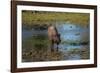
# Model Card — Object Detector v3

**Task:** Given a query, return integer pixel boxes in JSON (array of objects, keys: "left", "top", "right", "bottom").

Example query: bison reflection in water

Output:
[{"left": 48, "top": 25, "right": 61, "bottom": 52}]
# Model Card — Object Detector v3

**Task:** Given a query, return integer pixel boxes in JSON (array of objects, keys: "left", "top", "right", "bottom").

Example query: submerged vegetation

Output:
[{"left": 22, "top": 10, "right": 90, "bottom": 27}]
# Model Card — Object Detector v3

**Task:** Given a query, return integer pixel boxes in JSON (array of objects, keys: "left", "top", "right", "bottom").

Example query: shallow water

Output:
[
  {"left": 57, "top": 23, "right": 89, "bottom": 41},
  {"left": 22, "top": 23, "right": 89, "bottom": 60}
]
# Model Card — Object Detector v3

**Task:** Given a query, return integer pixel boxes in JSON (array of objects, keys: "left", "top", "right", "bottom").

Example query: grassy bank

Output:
[{"left": 22, "top": 10, "right": 90, "bottom": 27}]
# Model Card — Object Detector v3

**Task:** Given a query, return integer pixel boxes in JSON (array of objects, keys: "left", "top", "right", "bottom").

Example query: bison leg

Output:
[
  {"left": 56, "top": 45, "right": 58, "bottom": 51},
  {"left": 50, "top": 40, "right": 54, "bottom": 52},
  {"left": 56, "top": 42, "right": 60, "bottom": 51}
]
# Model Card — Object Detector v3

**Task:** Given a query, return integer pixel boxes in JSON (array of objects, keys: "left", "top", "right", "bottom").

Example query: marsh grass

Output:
[
  {"left": 22, "top": 47, "right": 89, "bottom": 62},
  {"left": 22, "top": 10, "right": 90, "bottom": 27},
  {"left": 22, "top": 35, "right": 63, "bottom": 62},
  {"left": 22, "top": 35, "right": 89, "bottom": 62},
  {"left": 22, "top": 47, "right": 63, "bottom": 62}
]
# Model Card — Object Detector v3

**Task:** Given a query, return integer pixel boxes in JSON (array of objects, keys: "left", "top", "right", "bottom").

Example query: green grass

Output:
[{"left": 22, "top": 10, "right": 90, "bottom": 27}]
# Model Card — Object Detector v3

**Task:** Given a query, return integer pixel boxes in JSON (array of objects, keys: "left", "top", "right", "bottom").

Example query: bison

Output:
[{"left": 48, "top": 24, "right": 61, "bottom": 52}]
